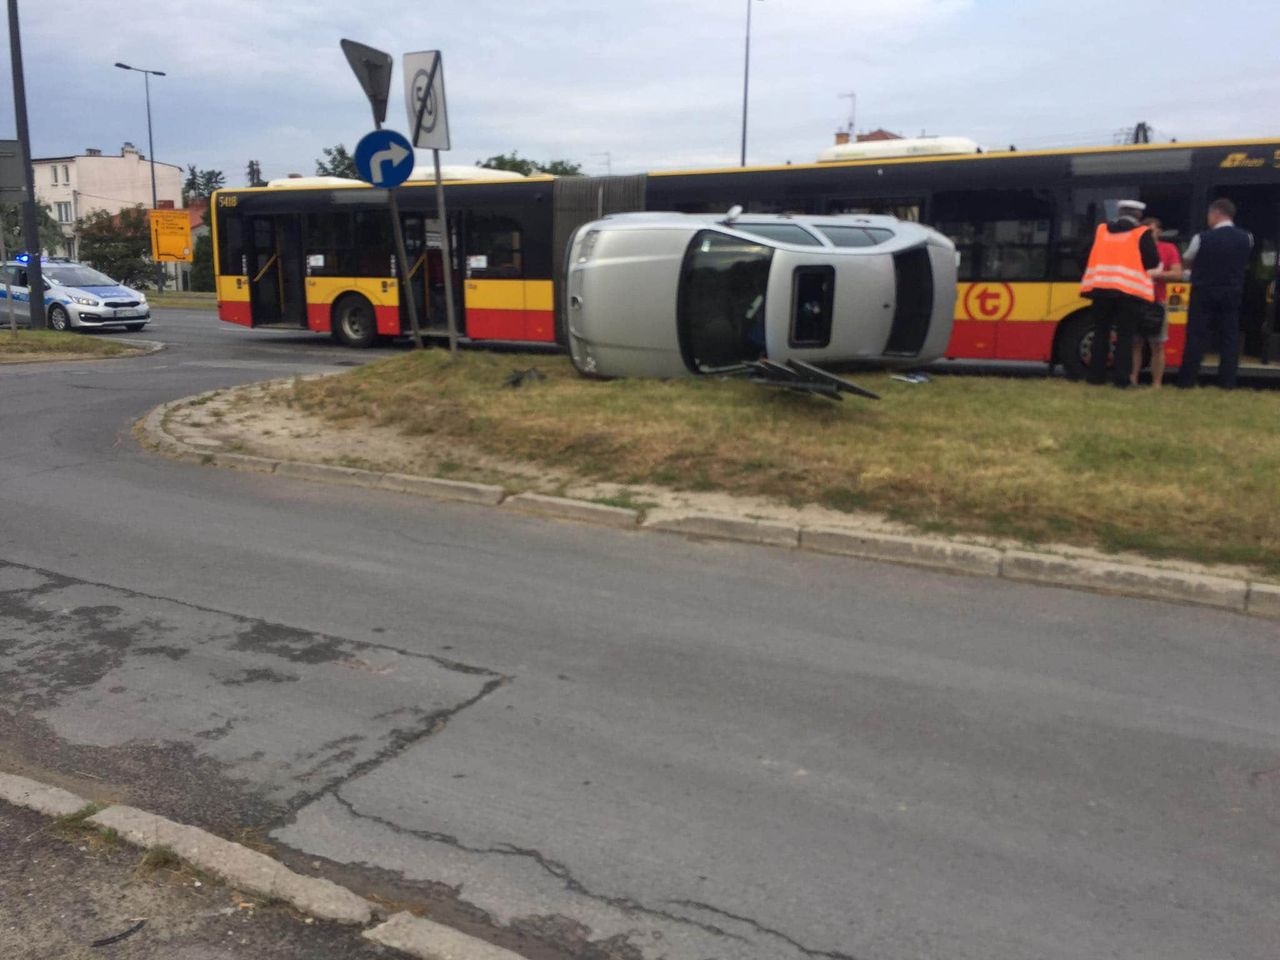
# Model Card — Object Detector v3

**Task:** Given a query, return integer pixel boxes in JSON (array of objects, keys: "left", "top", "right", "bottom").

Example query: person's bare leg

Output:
[{"left": 1150, "top": 342, "right": 1166, "bottom": 388}]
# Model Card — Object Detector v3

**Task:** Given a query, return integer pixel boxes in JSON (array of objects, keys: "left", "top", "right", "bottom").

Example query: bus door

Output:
[
  {"left": 399, "top": 214, "right": 429, "bottom": 331},
  {"left": 1210, "top": 184, "right": 1280, "bottom": 362},
  {"left": 246, "top": 215, "right": 304, "bottom": 326},
  {"left": 276, "top": 215, "right": 306, "bottom": 327}
]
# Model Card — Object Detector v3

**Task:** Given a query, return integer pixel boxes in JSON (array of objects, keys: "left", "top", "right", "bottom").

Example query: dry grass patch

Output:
[
  {"left": 0, "top": 330, "right": 138, "bottom": 361},
  {"left": 286, "top": 350, "right": 1280, "bottom": 575}
]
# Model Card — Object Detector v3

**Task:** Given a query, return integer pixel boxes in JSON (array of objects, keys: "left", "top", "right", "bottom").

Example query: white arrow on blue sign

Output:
[{"left": 354, "top": 129, "right": 416, "bottom": 189}]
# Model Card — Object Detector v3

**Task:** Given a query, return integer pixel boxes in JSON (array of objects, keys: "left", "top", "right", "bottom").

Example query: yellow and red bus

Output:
[{"left": 211, "top": 137, "right": 1280, "bottom": 373}]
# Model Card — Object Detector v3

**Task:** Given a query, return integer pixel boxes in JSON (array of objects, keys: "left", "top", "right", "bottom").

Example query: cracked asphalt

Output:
[{"left": 2, "top": 311, "right": 1279, "bottom": 959}]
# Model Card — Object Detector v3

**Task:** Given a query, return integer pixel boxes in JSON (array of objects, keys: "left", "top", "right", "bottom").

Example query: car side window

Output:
[{"left": 15, "top": 268, "right": 28, "bottom": 288}]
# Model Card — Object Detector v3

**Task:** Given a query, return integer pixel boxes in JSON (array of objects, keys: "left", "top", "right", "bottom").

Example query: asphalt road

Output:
[{"left": 1, "top": 310, "right": 1278, "bottom": 960}]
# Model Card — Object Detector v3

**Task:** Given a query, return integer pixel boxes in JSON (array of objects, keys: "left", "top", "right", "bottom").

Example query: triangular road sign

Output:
[{"left": 340, "top": 39, "right": 393, "bottom": 126}]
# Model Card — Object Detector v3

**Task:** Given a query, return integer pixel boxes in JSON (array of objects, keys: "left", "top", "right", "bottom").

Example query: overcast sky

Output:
[{"left": 3, "top": 0, "right": 1277, "bottom": 185}]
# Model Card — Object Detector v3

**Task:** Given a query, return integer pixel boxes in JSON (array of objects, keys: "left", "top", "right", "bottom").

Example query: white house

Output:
[{"left": 33, "top": 142, "right": 182, "bottom": 259}]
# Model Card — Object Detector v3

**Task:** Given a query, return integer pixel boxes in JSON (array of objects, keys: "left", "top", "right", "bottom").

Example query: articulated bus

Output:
[{"left": 211, "top": 137, "right": 1280, "bottom": 374}]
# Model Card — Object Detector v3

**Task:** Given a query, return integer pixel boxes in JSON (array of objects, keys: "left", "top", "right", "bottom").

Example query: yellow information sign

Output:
[{"left": 149, "top": 209, "right": 193, "bottom": 263}]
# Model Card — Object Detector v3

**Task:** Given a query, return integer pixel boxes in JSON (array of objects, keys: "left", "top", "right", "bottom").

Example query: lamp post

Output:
[
  {"left": 740, "top": 0, "right": 763, "bottom": 167},
  {"left": 114, "top": 62, "right": 165, "bottom": 210}
]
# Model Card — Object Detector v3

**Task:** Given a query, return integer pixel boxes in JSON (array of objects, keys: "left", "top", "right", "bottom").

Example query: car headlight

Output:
[{"left": 71, "top": 296, "right": 100, "bottom": 306}]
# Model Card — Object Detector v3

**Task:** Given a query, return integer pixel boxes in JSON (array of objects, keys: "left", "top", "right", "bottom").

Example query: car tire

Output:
[
  {"left": 47, "top": 305, "right": 71, "bottom": 332},
  {"left": 124, "top": 323, "right": 146, "bottom": 332},
  {"left": 1055, "top": 311, "right": 1094, "bottom": 380},
  {"left": 332, "top": 294, "right": 378, "bottom": 348}
]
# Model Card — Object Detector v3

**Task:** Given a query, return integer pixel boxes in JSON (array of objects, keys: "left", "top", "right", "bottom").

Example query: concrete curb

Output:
[
  {"left": 1246, "top": 581, "right": 1280, "bottom": 620},
  {"left": 89, "top": 805, "right": 373, "bottom": 925},
  {"left": 644, "top": 513, "right": 800, "bottom": 548},
  {"left": 366, "top": 912, "right": 527, "bottom": 960},
  {"left": 505, "top": 492, "right": 639, "bottom": 528},
  {"left": 0, "top": 337, "right": 163, "bottom": 365},
  {"left": 801, "top": 526, "right": 1003, "bottom": 577},
  {"left": 136, "top": 391, "right": 1280, "bottom": 622},
  {"left": 1001, "top": 551, "right": 1247, "bottom": 612},
  {"left": 0, "top": 771, "right": 92, "bottom": 818},
  {"left": 1, "top": 769, "right": 524, "bottom": 958}
]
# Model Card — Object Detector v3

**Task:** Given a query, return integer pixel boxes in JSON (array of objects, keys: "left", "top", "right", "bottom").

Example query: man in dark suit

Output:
[{"left": 1176, "top": 198, "right": 1254, "bottom": 389}]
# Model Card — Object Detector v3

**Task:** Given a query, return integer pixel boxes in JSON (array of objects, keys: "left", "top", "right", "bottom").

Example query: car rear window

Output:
[
  {"left": 736, "top": 223, "right": 823, "bottom": 246},
  {"left": 815, "top": 225, "right": 895, "bottom": 247}
]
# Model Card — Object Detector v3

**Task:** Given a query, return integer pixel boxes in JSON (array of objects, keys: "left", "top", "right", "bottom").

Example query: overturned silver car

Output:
[{"left": 563, "top": 211, "right": 957, "bottom": 381}]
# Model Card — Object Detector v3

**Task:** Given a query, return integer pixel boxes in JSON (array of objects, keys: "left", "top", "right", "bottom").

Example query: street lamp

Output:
[
  {"left": 114, "top": 62, "right": 165, "bottom": 210},
  {"left": 740, "top": 0, "right": 763, "bottom": 167}
]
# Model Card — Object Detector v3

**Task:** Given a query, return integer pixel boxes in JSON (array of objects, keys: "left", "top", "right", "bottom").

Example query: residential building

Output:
[{"left": 33, "top": 142, "right": 182, "bottom": 259}]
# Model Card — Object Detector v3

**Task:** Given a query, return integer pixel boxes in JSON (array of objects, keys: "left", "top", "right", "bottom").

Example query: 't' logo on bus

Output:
[{"left": 963, "top": 283, "right": 1015, "bottom": 322}]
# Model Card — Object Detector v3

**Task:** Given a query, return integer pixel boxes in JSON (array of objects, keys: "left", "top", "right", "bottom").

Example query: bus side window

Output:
[
  {"left": 933, "top": 189, "right": 1054, "bottom": 282},
  {"left": 466, "top": 215, "right": 523, "bottom": 279}
]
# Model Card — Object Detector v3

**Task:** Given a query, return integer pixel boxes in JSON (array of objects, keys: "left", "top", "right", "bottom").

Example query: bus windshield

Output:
[{"left": 678, "top": 230, "right": 773, "bottom": 371}]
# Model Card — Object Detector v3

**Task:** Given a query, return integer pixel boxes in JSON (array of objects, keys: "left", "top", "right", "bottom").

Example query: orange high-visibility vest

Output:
[{"left": 1080, "top": 224, "right": 1154, "bottom": 301}]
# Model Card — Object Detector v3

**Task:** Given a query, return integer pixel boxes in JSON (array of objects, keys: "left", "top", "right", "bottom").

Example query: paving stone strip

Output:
[
  {"left": 0, "top": 771, "right": 521, "bottom": 960},
  {"left": 136, "top": 392, "right": 1280, "bottom": 621}
]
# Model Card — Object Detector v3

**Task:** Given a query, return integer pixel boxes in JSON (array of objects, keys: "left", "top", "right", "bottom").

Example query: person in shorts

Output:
[{"left": 1131, "top": 216, "right": 1183, "bottom": 387}]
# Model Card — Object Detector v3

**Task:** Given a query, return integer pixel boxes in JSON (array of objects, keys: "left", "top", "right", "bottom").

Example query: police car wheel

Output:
[{"left": 47, "top": 305, "right": 71, "bottom": 332}]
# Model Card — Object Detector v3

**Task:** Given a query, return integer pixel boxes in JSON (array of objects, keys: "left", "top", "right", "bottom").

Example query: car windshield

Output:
[
  {"left": 736, "top": 223, "right": 822, "bottom": 247},
  {"left": 814, "top": 225, "right": 895, "bottom": 247},
  {"left": 44, "top": 265, "right": 119, "bottom": 287}
]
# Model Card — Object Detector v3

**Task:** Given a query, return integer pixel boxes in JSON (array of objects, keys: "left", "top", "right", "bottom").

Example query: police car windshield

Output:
[{"left": 43, "top": 265, "right": 117, "bottom": 287}]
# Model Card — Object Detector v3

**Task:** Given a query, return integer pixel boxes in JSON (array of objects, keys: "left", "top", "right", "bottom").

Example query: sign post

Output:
[
  {"left": 0, "top": 139, "right": 18, "bottom": 336},
  {"left": 353, "top": 128, "right": 424, "bottom": 349},
  {"left": 343, "top": 39, "right": 425, "bottom": 350},
  {"left": 404, "top": 50, "right": 457, "bottom": 357}
]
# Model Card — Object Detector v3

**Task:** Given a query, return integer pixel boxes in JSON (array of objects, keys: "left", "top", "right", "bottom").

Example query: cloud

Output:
[{"left": 1, "top": 0, "right": 1276, "bottom": 185}]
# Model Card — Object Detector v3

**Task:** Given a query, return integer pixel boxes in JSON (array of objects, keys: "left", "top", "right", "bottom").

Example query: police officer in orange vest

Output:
[{"left": 1079, "top": 199, "right": 1162, "bottom": 387}]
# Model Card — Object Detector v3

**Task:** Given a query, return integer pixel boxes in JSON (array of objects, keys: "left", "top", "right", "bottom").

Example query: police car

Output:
[{"left": 0, "top": 256, "right": 150, "bottom": 332}]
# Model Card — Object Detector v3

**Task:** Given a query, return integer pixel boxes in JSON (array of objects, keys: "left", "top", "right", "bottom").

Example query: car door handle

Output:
[{"left": 570, "top": 295, "right": 583, "bottom": 310}]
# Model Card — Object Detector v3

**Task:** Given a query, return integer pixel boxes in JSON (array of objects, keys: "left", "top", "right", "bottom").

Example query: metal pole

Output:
[
  {"left": 388, "top": 189, "right": 424, "bottom": 349},
  {"left": 740, "top": 0, "right": 751, "bottom": 167},
  {"left": 433, "top": 148, "right": 458, "bottom": 357},
  {"left": 1, "top": 223, "right": 14, "bottom": 336},
  {"left": 144, "top": 71, "right": 157, "bottom": 210},
  {"left": 8, "top": 0, "right": 45, "bottom": 329}
]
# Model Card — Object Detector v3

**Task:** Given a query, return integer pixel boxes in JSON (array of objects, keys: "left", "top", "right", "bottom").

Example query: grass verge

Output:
[
  {"left": 150, "top": 290, "right": 217, "bottom": 310},
  {"left": 283, "top": 350, "right": 1280, "bottom": 576},
  {"left": 0, "top": 330, "right": 139, "bottom": 361}
]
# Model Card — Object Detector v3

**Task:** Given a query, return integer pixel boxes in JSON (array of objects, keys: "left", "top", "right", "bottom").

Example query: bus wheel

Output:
[
  {"left": 1056, "top": 311, "right": 1095, "bottom": 380},
  {"left": 332, "top": 294, "right": 377, "bottom": 348}
]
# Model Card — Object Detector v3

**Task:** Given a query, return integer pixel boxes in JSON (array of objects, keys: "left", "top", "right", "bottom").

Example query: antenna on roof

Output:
[{"left": 838, "top": 92, "right": 856, "bottom": 136}]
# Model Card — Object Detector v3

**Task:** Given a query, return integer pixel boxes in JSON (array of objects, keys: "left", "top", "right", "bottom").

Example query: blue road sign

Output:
[{"left": 354, "top": 129, "right": 415, "bottom": 188}]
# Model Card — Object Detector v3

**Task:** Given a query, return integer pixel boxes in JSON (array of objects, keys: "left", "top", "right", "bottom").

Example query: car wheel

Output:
[
  {"left": 47, "top": 305, "right": 71, "bottom": 332},
  {"left": 124, "top": 323, "right": 146, "bottom": 332},
  {"left": 332, "top": 294, "right": 377, "bottom": 348},
  {"left": 1056, "top": 311, "right": 1096, "bottom": 380}
]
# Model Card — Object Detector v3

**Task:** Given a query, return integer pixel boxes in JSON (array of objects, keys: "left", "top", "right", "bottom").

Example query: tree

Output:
[
  {"left": 190, "top": 234, "right": 214, "bottom": 291},
  {"left": 246, "top": 160, "right": 266, "bottom": 187},
  {"left": 199, "top": 169, "right": 226, "bottom": 195},
  {"left": 539, "top": 159, "right": 584, "bottom": 176},
  {"left": 76, "top": 208, "right": 152, "bottom": 287},
  {"left": 1, "top": 202, "right": 64, "bottom": 256},
  {"left": 183, "top": 166, "right": 226, "bottom": 203},
  {"left": 189, "top": 207, "right": 214, "bottom": 291},
  {"left": 315, "top": 144, "right": 357, "bottom": 178},
  {"left": 477, "top": 152, "right": 582, "bottom": 177}
]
